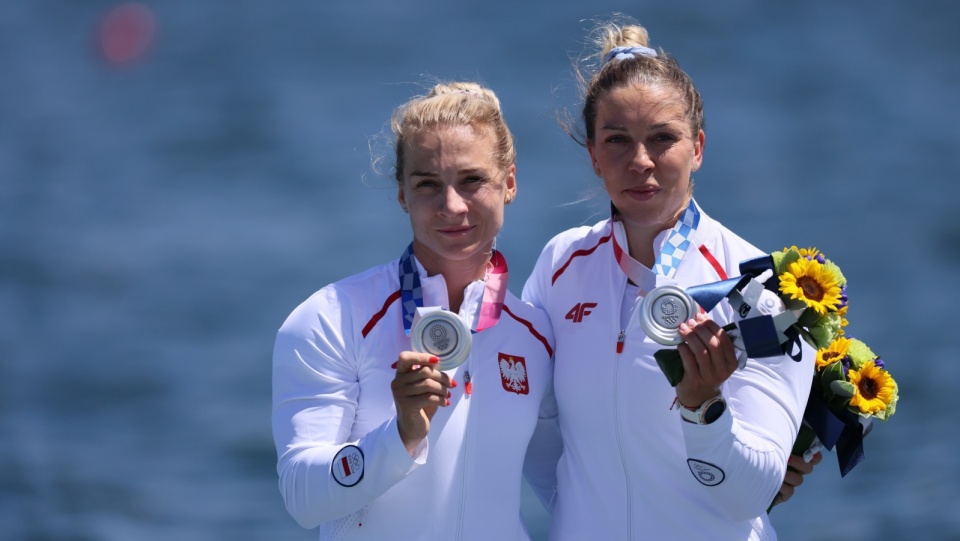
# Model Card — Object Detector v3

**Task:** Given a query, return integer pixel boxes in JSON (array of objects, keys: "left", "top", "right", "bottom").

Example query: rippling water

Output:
[{"left": 2, "top": 1, "right": 958, "bottom": 539}]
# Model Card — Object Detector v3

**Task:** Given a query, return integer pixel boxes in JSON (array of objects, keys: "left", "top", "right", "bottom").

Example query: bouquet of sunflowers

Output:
[
  {"left": 774, "top": 246, "right": 898, "bottom": 477},
  {"left": 650, "top": 246, "right": 898, "bottom": 480}
]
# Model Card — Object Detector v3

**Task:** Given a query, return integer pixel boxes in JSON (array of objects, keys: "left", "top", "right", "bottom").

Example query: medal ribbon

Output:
[
  {"left": 611, "top": 198, "right": 701, "bottom": 285},
  {"left": 398, "top": 243, "right": 508, "bottom": 335}
]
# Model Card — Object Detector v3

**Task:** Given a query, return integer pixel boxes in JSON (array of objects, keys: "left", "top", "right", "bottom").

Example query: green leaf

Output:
[
  {"left": 823, "top": 259, "right": 846, "bottom": 286},
  {"left": 819, "top": 362, "right": 846, "bottom": 394},
  {"left": 771, "top": 250, "right": 784, "bottom": 273},
  {"left": 791, "top": 423, "right": 819, "bottom": 456},
  {"left": 829, "top": 380, "right": 855, "bottom": 398},
  {"left": 654, "top": 348, "right": 684, "bottom": 387},
  {"left": 777, "top": 249, "right": 802, "bottom": 276},
  {"left": 808, "top": 313, "right": 842, "bottom": 348}
]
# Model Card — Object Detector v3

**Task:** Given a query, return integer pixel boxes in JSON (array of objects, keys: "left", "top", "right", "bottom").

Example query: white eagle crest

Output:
[{"left": 499, "top": 356, "right": 527, "bottom": 392}]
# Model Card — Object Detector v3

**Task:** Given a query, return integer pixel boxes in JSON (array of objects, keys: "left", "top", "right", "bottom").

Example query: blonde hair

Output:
[
  {"left": 575, "top": 18, "right": 704, "bottom": 143},
  {"left": 390, "top": 82, "right": 516, "bottom": 184}
]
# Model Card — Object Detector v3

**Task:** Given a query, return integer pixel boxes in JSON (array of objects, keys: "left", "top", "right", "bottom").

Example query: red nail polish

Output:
[
  {"left": 450, "top": 379, "right": 457, "bottom": 388},
  {"left": 390, "top": 361, "right": 398, "bottom": 369},
  {"left": 446, "top": 391, "right": 452, "bottom": 398},
  {"left": 429, "top": 356, "right": 440, "bottom": 364},
  {"left": 445, "top": 399, "right": 450, "bottom": 406}
]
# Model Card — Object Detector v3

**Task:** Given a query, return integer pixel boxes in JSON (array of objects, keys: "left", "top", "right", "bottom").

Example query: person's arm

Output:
[
  {"left": 520, "top": 242, "right": 563, "bottom": 511},
  {"left": 522, "top": 381, "right": 562, "bottom": 511},
  {"left": 271, "top": 298, "right": 424, "bottom": 529},
  {"left": 675, "top": 312, "right": 816, "bottom": 519}
]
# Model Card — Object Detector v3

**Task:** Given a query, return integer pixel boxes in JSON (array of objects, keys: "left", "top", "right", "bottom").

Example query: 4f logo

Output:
[{"left": 565, "top": 302, "right": 597, "bottom": 323}]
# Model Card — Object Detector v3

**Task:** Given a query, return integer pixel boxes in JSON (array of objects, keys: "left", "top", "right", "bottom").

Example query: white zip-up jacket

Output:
[
  {"left": 522, "top": 204, "right": 814, "bottom": 541},
  {"left": 273, "top": 252, "right": 554, "bottom": 541}
]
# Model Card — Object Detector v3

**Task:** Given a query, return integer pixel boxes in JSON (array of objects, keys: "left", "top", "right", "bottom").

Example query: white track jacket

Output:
[
  {"left": 273, "top": 253, "right": 554, "bottom": 541},
  {"left": 522, "top": 204, "right": 814, "bottom": 541}
]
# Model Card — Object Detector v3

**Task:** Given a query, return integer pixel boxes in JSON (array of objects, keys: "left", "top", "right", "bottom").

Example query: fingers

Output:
[
  {"left": 777, "top": 452, "right": 821, "bottom": 506},
  {"left": 391, "top": 351, "right": 454, "bottom": 406},
  {"left": 676, "top": 313, "right": 738, "bottom": 406},
  {"left": 787, "top": 452, "right": 819, "bottom": 475}
]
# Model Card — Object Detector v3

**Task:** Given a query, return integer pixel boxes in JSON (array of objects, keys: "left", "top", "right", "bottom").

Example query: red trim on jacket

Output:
[
  {"left": 551, "top": 234, "right": 612, "bottom": 285},
  {"left": 362, "top": 289, "right": 401, "bottom": 338},
  {"left": 503, "top": 304, "right": 554, "bottom": 358},
  {"left": 698, "top": 245, "right": 728, "bottom": 280}
]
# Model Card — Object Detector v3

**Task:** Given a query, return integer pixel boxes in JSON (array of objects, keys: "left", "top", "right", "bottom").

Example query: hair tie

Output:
[{"left": 603, "top": 46, "right": 657, "bottom": 64}]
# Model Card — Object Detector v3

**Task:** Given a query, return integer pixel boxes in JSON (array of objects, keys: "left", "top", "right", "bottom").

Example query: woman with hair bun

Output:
[
  {"left": 272, "top": 81, "right": 555, "bottom": 540},
  {"left": 522, "top": 19, "right": 817, "bottom": 540}
]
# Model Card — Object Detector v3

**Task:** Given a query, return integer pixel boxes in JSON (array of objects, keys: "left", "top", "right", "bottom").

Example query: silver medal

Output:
[
  {"left": 639, "top": 285, "right": 699, "bottom": 346},
  {"left": 410, "top": 308, "right": 472, "bottom": 370}
]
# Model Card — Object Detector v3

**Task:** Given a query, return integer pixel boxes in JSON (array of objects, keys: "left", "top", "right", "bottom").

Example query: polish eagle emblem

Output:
[{"left": 498, "top": 353, "right": 529, "bottom": 395}]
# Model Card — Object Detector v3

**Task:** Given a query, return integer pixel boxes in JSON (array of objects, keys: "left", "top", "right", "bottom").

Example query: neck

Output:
[
  {"left": 412, "top": 243, "right": 492, "bottom": 313},
  {"left": 618, "top": 197, "right": 691, "bottom": 268},
  {"left": 623, "top": 220, "right": 668, "bottom": 268}
]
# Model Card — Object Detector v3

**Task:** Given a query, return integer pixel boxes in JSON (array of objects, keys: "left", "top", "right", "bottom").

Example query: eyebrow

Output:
[
  {"left": 409, "top": 168, "right": 488, "bottom": 177},
  {"left": 599, "top": 121, "right": 680, "bottom": 131}
]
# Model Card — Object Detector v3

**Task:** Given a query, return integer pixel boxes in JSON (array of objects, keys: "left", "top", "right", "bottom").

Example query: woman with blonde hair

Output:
[{"left": 273, "top": 82, "right": 555, "bottom": 540}]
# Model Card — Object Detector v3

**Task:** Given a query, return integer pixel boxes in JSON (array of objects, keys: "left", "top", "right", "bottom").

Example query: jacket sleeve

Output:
[
  {"left": 522, "top": 382, "right": 562, "bottom": 512},
  {"left": 520, "top": 242, "right": 563, "bottom": 511},
  {"left": 679, "top": 243, "right": 816, "bottom": 519},
  {"left": 271, "top": 291, "right": 425, "bottom": 529}
]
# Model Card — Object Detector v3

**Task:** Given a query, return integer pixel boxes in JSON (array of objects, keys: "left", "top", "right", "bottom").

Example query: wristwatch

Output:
[{"left": 678, "top": 395, "right": 726, "bottom": 425}]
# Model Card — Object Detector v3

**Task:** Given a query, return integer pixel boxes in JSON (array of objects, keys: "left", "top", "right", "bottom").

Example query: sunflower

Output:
[
  {"left": 816, "top": 336, "right": 850, "bottom": 370},
  {"left": 848, "top": 360, "right": 898, "bottom": 416},
  {"left": 779, "top": 258, "right": 843, "bottom": 315},
  {"left": 837, "top": 305, "right": 849, "bottom": 335},
  {"left": 783, "top": 245, "right": 820, "bottom": 260}
]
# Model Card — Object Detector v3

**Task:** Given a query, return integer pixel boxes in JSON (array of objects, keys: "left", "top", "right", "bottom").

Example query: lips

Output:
[
  {"left": 437, "top": 225, "right": 474, "bottom": 235},
  {"left": 624, "top": 186, "right": 660, "bottom": 201}
]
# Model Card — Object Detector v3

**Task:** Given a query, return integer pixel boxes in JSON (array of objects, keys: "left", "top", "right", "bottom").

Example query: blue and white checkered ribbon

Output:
[
  {"left": 399, "top": 243, "right": 424, "bottom": 335},
  {"left": 651, "top": 199, "right": 700, "bottom": 277}
]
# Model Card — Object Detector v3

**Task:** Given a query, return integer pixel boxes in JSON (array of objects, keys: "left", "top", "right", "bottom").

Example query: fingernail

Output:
[
  {"left": 450, "top": 379, "right": 457, "bottom": 388},
  {"left": 445, "top": 399, "right": 451, "bottom": 406},
  {"left": 390, "top": 361, "right": 398, "bottom": 369},
  {"left": 679, "top": 322, "right": 688, "bottom": 332},
  {"left": 429, "top": 356, "right": 440, "bottom": 364},
  {"left": 688, "top": 318, "right": 696, "bottom": 326},
  {"left": 446, "top": 391, "right": 452, "bottom": 399}
]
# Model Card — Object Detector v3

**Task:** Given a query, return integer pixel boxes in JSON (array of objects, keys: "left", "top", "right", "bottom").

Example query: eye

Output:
[
  {"left": 604, "top": 134, "right": 629, "bottom": 144},
  {"left": 651, "top": 132, "right": 680, "bottom": 143},
  {"left": 413, "top": 178, "right": 439, "bottom": 190}
]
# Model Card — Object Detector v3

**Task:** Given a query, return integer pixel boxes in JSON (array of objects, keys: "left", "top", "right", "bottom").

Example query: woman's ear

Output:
[
  {"left": 397, "top": 186, "right": 408, "bottom": 213},
  {"left": 691, "top": 130, "right": 705, "bottom": 172},
  {"left": 587, "top": 143, "right": 602, "bottom": 177},
  {"left": 504, "top": 164, "right": 517, "bottom": 204}
]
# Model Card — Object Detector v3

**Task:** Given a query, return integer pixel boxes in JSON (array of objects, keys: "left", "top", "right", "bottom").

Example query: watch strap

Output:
[{"left": 677, "top": 395, "right": 726, "bottom": 425}]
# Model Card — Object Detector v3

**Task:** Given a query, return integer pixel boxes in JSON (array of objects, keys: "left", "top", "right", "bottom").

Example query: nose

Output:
[
  {"left": 440, "top": 185, "right": 468, "bottom": 215},
  {"left": 628, "top": 143, "right": 655, "bottom": 172}
]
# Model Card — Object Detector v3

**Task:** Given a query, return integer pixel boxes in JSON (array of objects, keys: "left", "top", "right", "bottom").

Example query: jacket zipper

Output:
[
  {"left": 614, "top": 281, "right": 634, "bottom": 540},
  {"left": 455, "top": 363, "right": 472, "bottom": 539}
]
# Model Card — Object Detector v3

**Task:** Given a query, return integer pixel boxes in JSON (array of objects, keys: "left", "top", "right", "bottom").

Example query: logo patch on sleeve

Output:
[
  {"left": 332, "top": 445, "right": 364, "bottom": 487},
  {"left": 687, "top": 459, "right": 724, "bottom": 486}
]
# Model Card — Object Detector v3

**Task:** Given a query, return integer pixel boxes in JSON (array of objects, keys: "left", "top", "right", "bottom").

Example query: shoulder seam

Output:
[
  {"left": 502, "top": 304, "right": 553, "bottom": 358},
  {"left": 361, "top": 289, "right": 401, "bottom": 338},
  {"left": 551, "top": 233, "right": 612, "bottom": 285}
]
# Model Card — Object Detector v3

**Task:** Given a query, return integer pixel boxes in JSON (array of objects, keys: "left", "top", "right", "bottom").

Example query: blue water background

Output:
[{"left": 2, "top": 1, "right": 958, "bottom": 539}]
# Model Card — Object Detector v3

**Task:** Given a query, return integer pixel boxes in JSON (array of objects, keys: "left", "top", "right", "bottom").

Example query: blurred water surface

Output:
[{"left": 2, "top": 1, "right": 958, "bottom": 540}]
